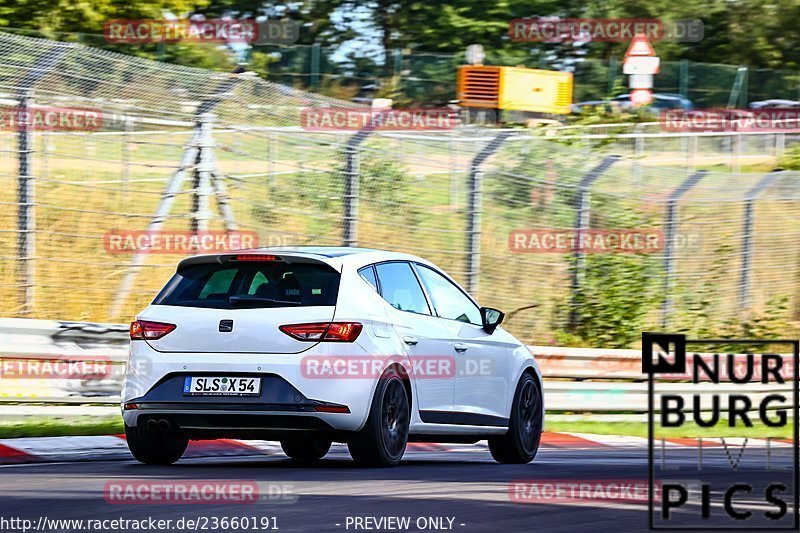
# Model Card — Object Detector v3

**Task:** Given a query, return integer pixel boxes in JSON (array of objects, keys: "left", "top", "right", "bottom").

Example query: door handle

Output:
[
  {"left": 403, "top": 336, "right": 419, "bottom": 346},
  {"left": 454, "top": 343, "right": 468, "bottom": 352}
]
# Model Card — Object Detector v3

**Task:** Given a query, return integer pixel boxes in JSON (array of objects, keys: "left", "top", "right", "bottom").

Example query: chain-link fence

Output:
[{"left": 2, "top": 31, "right": 800, "bottom": 347}]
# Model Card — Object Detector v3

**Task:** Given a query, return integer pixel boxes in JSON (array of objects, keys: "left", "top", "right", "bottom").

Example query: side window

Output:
[
  {"left": 358, "top": 265, "right": 379, "bottom": 292},
  {"left": 374, "top": 262, "right": 431, "bottom": 315},
  {"left": 414, "top": 264, "right": 481, "bottom": 325}
]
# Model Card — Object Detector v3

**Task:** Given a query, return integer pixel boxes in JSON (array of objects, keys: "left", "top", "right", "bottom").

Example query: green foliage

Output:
[
  {"left": 672, "top": 239, "right": 794, "bottom": 348},
  {"left": 353, "top": 153, "right": 421, "bottom": 227},
  {"left": 562, "top": 251, "right": 659, "bottom": 348},
  {"left": 778, "top": 143, "right": 800, "bottom": 170},
  {"left": 486, "top": 139, "right": 582, "bottom": 228},
  {"left": 552, "top": 196, "right": 661, "bottom": 348}
]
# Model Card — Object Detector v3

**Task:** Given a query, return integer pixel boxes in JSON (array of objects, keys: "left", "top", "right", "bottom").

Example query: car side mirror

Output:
[{"left": 480, "top": 307, "right": 504, "bottom": 334}]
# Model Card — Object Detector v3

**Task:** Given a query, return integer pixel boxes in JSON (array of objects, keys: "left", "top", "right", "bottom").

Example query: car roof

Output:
[
  {"left": 248, "top": 246, "right": 434, "bottom": 267},
  {"left": 175, "top": 246, "right": 462, "bottom": 292},
  {"left": 240, "top": 246, "right": 386, "bottom": 258}
]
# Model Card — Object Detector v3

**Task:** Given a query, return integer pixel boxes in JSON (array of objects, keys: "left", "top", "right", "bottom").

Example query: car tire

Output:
[
  {"left": 280, "top": 437, "right": 331, "bottom": 463},
  {"left": 348, "top": 373, "right": 409, "bottom": 467},
  {"left": 125, "top": 421, "right": 188, "bottom": 465},
  {"left": 488, "top": 373, "right": 543, "bottom": 464}
]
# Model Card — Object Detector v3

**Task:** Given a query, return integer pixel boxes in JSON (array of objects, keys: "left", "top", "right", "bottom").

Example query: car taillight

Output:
[
  {"left": 279, "top": 322, "right": 362, "bottom": 342},
  {"left": 130, "top": 320, "right": 176, "bottom": 340}
]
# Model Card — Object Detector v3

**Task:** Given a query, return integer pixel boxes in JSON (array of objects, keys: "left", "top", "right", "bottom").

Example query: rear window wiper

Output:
[{"left": 228, "top": 295, "right": 302, "bottom": 306}]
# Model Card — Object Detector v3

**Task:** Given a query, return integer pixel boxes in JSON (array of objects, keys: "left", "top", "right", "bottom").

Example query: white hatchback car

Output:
[{"left": 122, "top": 247, "right": 543, "bottom": 466}]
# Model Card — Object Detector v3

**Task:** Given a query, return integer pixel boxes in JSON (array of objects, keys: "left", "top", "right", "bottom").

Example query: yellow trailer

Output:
[{"left": 457, "top": 65, "right": 573, "bottom": 115}]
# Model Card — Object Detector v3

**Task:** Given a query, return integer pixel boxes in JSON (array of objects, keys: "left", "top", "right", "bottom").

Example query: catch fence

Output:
[{"left": 1, "top": 32, "right": 800, "bottom": 346}]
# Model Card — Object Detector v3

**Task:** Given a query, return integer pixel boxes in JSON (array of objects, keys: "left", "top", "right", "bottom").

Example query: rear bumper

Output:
[
  {"left": 129, "top": 411, "right": 348, "bottom": 441},
  {"left": 122, "top": 342, "right": 378, "bottom": 432},
  {"left": 122, "top": 372, "right": 353, "bottom": 435}
]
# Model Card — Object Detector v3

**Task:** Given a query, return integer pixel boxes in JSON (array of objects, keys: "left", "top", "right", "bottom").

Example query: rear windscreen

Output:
[{"left": 152, "top": 260, "right": 340, "bottom": 309}]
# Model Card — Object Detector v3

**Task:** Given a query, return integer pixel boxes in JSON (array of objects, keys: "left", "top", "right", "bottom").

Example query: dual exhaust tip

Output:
[{"left": 146, "top": 418, "right": 174, "bottom": 432}]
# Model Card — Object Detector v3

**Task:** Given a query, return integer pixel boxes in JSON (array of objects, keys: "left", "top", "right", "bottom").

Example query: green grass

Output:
[
  {"left": 546, "top": 420, "right": 792, "bottom": 439},
  {"left": 0, "top": 418, "right": 124, "bottom": 439},
  {"left": 1, "top": 417, "right": 791, "bottom": 440}
]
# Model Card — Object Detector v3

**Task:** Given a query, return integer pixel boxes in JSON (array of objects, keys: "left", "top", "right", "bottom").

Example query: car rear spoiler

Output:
[{"left": 176, "top": 252, "right": 340, "bottom": 273}]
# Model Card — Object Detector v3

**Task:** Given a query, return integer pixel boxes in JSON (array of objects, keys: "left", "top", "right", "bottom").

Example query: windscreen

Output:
[{"left": 152, "top": 260, "right": 340, "bottom": 309}]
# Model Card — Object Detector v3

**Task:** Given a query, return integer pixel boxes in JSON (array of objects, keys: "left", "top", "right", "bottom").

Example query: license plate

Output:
[{"left": 183, "top": 376, "right": 261, "bottom": 396}]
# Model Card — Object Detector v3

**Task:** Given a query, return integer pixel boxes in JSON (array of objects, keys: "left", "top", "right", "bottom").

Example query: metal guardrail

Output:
[{"left": 0, "top": 319, "right": 793, "bottom": 415}]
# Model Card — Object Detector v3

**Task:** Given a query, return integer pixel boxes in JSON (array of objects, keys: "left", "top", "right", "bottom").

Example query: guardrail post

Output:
[
  {"left": 661, "top": 170, "right": 707, "bottom": 328},
  {"left": 738, "top": 170, "right": 783, "bottom": 315},
  {"left": 465, "top": 131, "right": 514, "bottom": 295},
  {"left": 568, "top": 155, "right": 621, "bottom": 329},
  {"left": 17, "top": 90, "right": 35, "bottom": 316}
]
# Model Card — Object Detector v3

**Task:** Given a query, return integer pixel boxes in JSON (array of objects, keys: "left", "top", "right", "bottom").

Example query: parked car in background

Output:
[
  {"left": 572, "top": 93, "right": 694, "bottom": 115},
  {"left": 749, "top": 99, "right": 800, "bottom": 109}
]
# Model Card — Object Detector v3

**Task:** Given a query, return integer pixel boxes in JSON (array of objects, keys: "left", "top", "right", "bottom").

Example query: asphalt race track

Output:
[{"left": 0, "top": 438, "right": 793, "bottom": 533}]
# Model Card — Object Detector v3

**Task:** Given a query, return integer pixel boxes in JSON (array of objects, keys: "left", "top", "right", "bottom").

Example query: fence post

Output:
[
  {"left": 17, "top": 90, "right": 35, "bottom": 316},
  {"left": 661, "top": 170, "right": 707, "bottom": 328},
  {"left": 568, "top": 155, "right": 621, "bottom": 329},
  {"left": 449, "top": 137, "right": 459, "bottom": 210},
  {"left": 633, "top": 124, "right": 644, "bottom": 183},
  {"left": 732, "top": 133, "right": 742, "bottom": 174},
  {"left": 606, "top": 58, "right": 618, "bottom": 95},
  {"left": 738, "top": 170, "right": 783, "bottom": 315},
  {"left": 465, "top": 131, "right": 514, "bottom": 295},
  {"left": 268, "top": 130, "right": 277, "bottom": 187},
  {"left": 341, "top": 114, "right": 390, "bottom": 247},
  {"left": 121, "top": 117, "right": 133, "bottom": 206},
  {"left": 343, "top": 144, "right": 360, "bottom": 247},
  {"left": 679, "top": 59, "right": 689, "bottom": 98},
  {"left": 12, "top": 42, "right": 73, "bottom": 316},
  {"left": 310, "top": 44, "right": 320, "bottom": 90},
  {"left": 393, "top": 49, "right": 403, "bottom": 93},
  {"left": 190, "top": 113, "right": 215, "bottom": 234},
  {"left": 776, "top": 132, "right": 785, "bottom": 159},
  {"left": 728, "top": 67, "right": 748, "bottom": 109}
]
